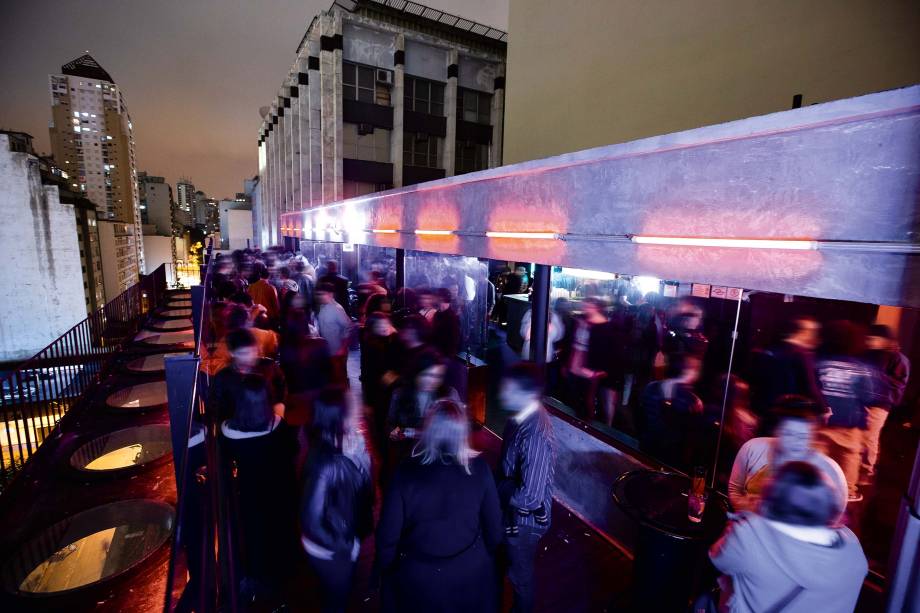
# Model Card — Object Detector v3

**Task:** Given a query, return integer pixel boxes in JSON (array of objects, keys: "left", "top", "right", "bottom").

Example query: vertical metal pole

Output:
[
  {"left": 530, "top": 264, "right": 551, "bottom": 365},
  {"left": 395, "top": 248, "right": 406, "bottom": 308},
  {"left": 710, "top": 292, "right": 744, "bottom": 489}
]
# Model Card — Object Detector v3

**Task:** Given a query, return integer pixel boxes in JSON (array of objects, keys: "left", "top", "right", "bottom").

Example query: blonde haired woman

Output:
[{"left": 375, "top": 400, "right": 503, "bottom": 613}]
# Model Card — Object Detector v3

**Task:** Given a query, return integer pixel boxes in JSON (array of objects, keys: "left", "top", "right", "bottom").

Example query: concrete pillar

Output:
[
  {"left": 444, "top": 49, "right": 459, "bottom": 177},
  {"left": 279, "top": 90, "right": 290, "bottom": 214},
  {"left": 295, "top": 59, "right": 310, "bottom": 211},
  {"left": 390, "top": 34, "right": 406, "bottom": 188},
  {"left": 308, "top": 38, "right": 322, "bottom": 208},
  {"left": 490, "top": 64, "right": 506, "bottom": 168},
  {"left": 319, "top": 12, "right": 344, "bottom": 204}
]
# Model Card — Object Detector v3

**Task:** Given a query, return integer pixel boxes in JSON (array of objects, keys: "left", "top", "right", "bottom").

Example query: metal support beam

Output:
[{"left": 530, "top": 264, "right": 551, "bottom": 365}]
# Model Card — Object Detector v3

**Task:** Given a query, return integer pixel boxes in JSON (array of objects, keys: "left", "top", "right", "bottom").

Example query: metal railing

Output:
[{"left": 0, "top": 264, "right": 167, "bottom": 491}]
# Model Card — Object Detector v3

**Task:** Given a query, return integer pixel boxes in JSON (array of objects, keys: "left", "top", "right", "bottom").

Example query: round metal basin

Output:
[
  {"left": 105, "top": 381, "right": 168, "bottom": 412},
  {"left": 1, "top": 499, "right": 174, "bottom": 595},
  {"left": 69, "top": 425, "right": 172, "bottom": 474},
  {"left": 125, "top": 353, "right": 168, "bottom": 374},
  {"left": 147, "top": 318, "right": 192, "bottom": 331}
]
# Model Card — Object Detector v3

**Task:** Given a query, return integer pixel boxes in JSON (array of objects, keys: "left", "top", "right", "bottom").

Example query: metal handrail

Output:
[{"left": 0, "top": 264, "right": 167, "bottom": 492}]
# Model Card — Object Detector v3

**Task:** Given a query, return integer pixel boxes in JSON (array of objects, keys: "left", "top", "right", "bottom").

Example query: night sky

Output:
[{"left": 0, "top": 0, "right": 507, "bottom": 198}]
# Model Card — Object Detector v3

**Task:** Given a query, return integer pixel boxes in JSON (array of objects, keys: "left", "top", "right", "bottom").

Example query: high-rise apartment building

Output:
[
  {"left": 176, "top": 178, "right": 195, "bottom": 214},
  {"left": 254, "top": 0, "right": 506, "bottom": 247},
  {"left": 48, "top": 54, "right": 144, "bottom": 294}
]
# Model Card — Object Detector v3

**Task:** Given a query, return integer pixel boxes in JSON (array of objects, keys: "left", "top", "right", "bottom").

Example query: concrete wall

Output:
[
  {"left": 0, "top": 137, "right": 88, "bottom": 361},
  {"left": 220, "top": 206, "right": 253, "bottom": 250},
  {"left": 503, "top": 0, "right": 920, "bottom": 164},
  {"left": 142, "top": 235, "right": 173, "bottom": 284}
]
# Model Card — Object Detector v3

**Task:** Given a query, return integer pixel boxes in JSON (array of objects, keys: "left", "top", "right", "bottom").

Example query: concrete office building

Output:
[
  {"left": 219, "top": 199, "right": 253, "bottom": 250},
  {"left": 48, "top": 54, "right": 145, "bottom": 281},
  {"left": 502, "top": 0, "right": 920, "bottom": 165},
  {"left": 254, "top": 0, "right": 506, "bottom": 247},
  {"left": 0, "top": 132, "right": 88, "bottom": 362},
  {"left": 137, "top": 172, "right": 173, "bottom": 236},
  {"left": 193, "top": 192, "right": 218, "bottom": 231}
]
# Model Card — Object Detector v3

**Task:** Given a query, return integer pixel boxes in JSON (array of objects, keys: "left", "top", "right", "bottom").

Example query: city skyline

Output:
[{"left": 0, "top": 0, "right": 508, "bottom": 199}]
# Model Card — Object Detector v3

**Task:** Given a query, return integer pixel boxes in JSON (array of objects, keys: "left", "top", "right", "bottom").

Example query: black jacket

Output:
[{"left": 301, "top": 444, "right": 373, "bottom": 559}]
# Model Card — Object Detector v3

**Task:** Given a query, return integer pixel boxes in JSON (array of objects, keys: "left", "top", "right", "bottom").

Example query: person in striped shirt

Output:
[{"left": 498, "top": 362, "right": 556, "bottom": 613}]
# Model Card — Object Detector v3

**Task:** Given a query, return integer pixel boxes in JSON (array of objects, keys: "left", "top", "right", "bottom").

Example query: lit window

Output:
[
  {"left": 81, "top": 112, "right": 88, "bottom": 117},
  {"left": 74, "top": 126, "right": 81, "bottom": 132},
  {"left": 73, "top": 111, "right": 79, "bottom": 117}
]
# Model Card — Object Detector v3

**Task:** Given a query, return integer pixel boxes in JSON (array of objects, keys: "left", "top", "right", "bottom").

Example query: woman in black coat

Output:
[
  {"left": 376, "top": 400, "right": 503, "bottom": 613},
  {"left": 301, "top": 388, "right": 373, "bottom": 613},
  {"left": 220, "top": 374, "right": 297, "bottom": 604}
]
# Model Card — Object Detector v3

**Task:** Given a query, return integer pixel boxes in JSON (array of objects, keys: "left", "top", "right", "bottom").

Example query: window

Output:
[
  {"left": 342, "top": 62, "right": 391, "bottom": 106},
  {"left": 404, "top": 76, "right": 445, "bottom": 116},
  {"left": 403, "top": 132, "right": 441, "bottom": 168},
  {"left": 457, "top": 88, "right": 492, "bottom": 124},
  {"left": 343, "top": 123, "right": 390, "bottom": 163},
  {"left": 455, "top": 141, "right": 489, "bottom": 174}
]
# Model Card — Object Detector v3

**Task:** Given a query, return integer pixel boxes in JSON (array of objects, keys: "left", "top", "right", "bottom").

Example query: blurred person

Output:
[
  {"left": 376, "top": 400, "right": 502, "bottom": 613},
  {"left": 393, "top": 314, "right": 430, "bottom": 379},
  {"left": 861, "top": 323, "right": 910, "bottom": 485},
  {"left": 639, "top": 354, "right": 704, "bottom": 470},
  {"left": 431, "top": 287, "right": 461, "bottom": 358},
  {"left": 279, "top": 309, "right": 332, "bottom": 431},
  {"left": 316, "top": 282, "right": 354, "bottom": 384},
  {"left": 663, "top": 300, "right": 708, "bottom": 359},
  {"left": 417, "top": 288, "right": 438, "bottom": 322},
  {"left": 710, "top": 461, "right": 868, "bottom": 613},
  {"left": 565, "top": 297, "right": 617, "bottom": 425},
  {"left": 319, "top": 260, "right": 351, "bottom": 315},
  {"left": 220, "top": 373, "right": 297, "bottom": 604},
  {"left": 247, "top": 262, "right": 281, "bottom": 325},
  {"left": 750, "top": 315, "right": 826, "bottom": 430},
  {"left": 356, "top": 270, "right": 388, "bottom": 321},
  {"left": 201, "top": 304, "right": 279, "bottom": 375},
  {"left": 498, "top": 363, "right": 556, "bottom": 613},
  {"left": 728, "top": 396, "right": 847, "bottom": 520},
  {"left": 301, "top": 388, "right": 373, "bottom": 613},
  {"left": 387, "top": 349, "right": 459, "bottom": 443},
  {"left": 291, "top": 259, "right": 315, "bottom": 312},
  {"left": 361, "top": 312, "right": 400, "bottom": 446},
  {"left": 507, "top": 265, "right": 530, "bottom": 295},
  {"left": 815, "top": 321, "right": 885, "bottom": 502},
  {"left": 210, "top": 329, "right": 285, "bottom": 422},
  {"left": 520, "top": 297, "right": 564, "bottom": 363}
]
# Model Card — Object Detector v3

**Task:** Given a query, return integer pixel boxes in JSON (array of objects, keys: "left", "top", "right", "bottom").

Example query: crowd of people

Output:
[
  {"left": 535, "top": 286, "right": 910, "bottom": 507},
  {"left": 196, "top": 247, "right": 556, "bottom": 613},
  {"left": 185, "top": 247, "right": 910, "bottom": 612}
]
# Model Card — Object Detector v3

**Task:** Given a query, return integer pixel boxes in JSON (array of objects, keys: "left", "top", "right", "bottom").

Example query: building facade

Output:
[
  {"left": 0, "top": 132, "right": 89, "bottom": 362},
  {"left": 502, "top": 0, "right": 920, "bottom": 165},
  {"left": 96, "top": 220, "right": 140, "bottom": 301},
  {"left": 254, "top": 0, "right": 507, "bottom": 247},
  {"left": 48, "top": 54, "right": 145, "bottom": 291},
  {"left": 137, "top": 172, "right": 173, "bottom": 236},
  {"left": 176, "top": 178, "right": 195, "bottom": 215}
]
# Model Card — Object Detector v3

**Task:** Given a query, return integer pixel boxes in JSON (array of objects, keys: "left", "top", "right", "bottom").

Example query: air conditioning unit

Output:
[{"left": 376, "top": 69, "right": 393, "bottom": 86}]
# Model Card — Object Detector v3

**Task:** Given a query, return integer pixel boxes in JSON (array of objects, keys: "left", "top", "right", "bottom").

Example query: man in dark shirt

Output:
[
  {"left": 430, "top": 288, "right": 461, "bottom": 358},
  {"left": 209, "top": 329, "right": 285, "bottom": 422},
  {"left": 498, "top": 363, "right": 556, "bottom": 613},
  {"left": 751, "top": 315, "right": 826, "bottom": 432},
  {"left": 318, "top": 260, "right": 351, "bottom": 316}
]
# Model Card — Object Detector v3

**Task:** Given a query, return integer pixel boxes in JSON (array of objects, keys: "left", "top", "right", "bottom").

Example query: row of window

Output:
[
  {"left": 341, "top": 62, "right": 492, "bottom": 125},
  {"left": 342, "top": 122, "right": 488, "bottom": 173}
]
